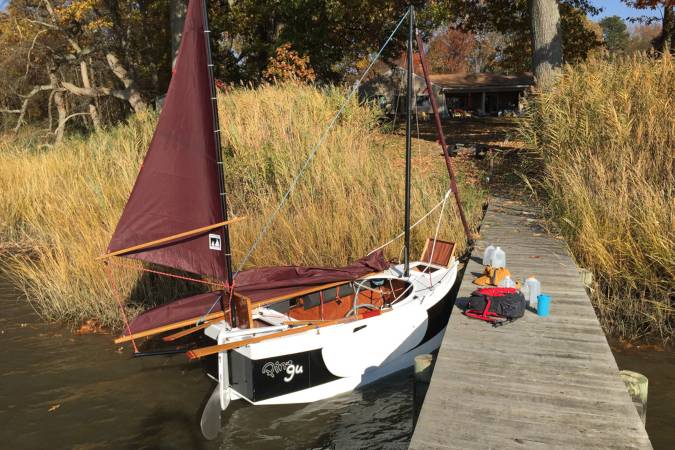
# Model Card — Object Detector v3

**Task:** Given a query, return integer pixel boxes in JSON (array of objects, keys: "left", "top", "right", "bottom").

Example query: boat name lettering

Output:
[{"left": 261, "top": 360, "right": 304, "bottom": 382}]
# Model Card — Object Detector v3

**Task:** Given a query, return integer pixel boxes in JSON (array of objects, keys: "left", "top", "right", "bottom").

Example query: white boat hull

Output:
[{"left": 206, "top": 260, "right": 458, "bottom": 407}]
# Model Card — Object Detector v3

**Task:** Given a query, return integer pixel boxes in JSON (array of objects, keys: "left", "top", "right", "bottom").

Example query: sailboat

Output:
[{"left": 101, "top": 1, "right": 472, "bottom": 439}]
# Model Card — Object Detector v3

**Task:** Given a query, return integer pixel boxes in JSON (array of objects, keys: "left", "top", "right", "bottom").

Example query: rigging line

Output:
[
  {"left": 231, "top": 9, "right": 410, "bottom": 280},
  {"left": 368, "top": 189, "right": 451, "bottom": 255}
]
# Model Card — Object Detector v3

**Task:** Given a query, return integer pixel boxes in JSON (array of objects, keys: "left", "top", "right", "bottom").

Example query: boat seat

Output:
[{"left": 417, "top": 238, "right": 455, "bottom": 269}]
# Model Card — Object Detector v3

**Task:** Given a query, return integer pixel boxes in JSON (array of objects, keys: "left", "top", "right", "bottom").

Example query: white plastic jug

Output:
[
  {"left": 482, "top": 245, "right": 495, "bottom": 266},
  {"left": 524, "top": 276, "right": 541, "bottom": 307},
  {"left": 490, "top": 246, "right": 506, "bottom": 268},
  {"left": 498, "top": 275, "right": 516, "bottom": 288}
]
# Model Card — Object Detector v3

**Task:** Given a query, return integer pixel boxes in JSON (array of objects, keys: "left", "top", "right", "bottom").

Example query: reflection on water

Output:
[{"left": 0, "top": 275, "right": 412, "bottom": 449}]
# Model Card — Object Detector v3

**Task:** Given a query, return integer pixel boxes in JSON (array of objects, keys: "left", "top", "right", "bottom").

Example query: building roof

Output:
[{"left": 428, "top": 73, "right": 534, "bottom": 89}]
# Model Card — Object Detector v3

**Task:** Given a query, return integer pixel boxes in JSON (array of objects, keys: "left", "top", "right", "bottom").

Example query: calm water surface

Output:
[
  {"left": 0, "top": 275, "right": 413, "bottom": 449},
  {"left": 3, "top": 273, "right": 673, "bottom": 450}
]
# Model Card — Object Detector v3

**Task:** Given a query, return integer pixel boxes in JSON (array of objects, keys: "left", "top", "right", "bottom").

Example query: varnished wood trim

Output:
[
  {"left": 98, "top": 217, "right": 245, "bottom": 260},
  {"left": 113, "top": 311, "right": 224, "bottom": 344}
]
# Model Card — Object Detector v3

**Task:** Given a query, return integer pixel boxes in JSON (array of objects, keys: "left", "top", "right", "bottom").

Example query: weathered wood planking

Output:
[{"left": 410, "top": 198, "right": 652, "bottom": 450}]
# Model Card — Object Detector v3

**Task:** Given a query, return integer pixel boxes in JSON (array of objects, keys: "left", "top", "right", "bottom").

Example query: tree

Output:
[
  {"left": 628, "top": 23, "right": 662, "bottom": 52},
  {"left": 428, "top": 1, "right": 602, "bottom": 81},
  {"left": 170, "top": 0, "right": 187, "bottom": 68},
  {"left": 212, "top": 0, "right": 425, "bottom": 83},
  {"left": 529, "top": 0, "right": 563, "bottom": 90},
  {"left": 262, "top": 43, "right": 316, "bottom": 83},
  {"left": 0, "top": 0, "right": 173, "bottom": 139},
  {"left": 426, "top": 28, "right": 476, "bottom": 73},
  {"left": 599, "top": 16, "right": 630, "bottom": 54},
  {"left": 623, "top": 0, "right": 674, "bottom": 54}
]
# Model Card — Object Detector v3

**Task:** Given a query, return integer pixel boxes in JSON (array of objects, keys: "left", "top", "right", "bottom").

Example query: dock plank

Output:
[{"left": 409, "top": 198, "right": 651, "bottom": 449}]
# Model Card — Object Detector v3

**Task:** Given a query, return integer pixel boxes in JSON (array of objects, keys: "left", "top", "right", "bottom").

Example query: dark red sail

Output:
[{"left": 107, "top": 0, "right": 228, "bottom": 280}]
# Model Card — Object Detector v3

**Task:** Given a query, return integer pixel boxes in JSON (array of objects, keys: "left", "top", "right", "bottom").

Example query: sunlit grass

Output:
[
  {"left": 521, "top": 53, "right": 674, "bottom": 343},
  {"left": 0, "top": 83, "right": 485, "bottom": 328}
]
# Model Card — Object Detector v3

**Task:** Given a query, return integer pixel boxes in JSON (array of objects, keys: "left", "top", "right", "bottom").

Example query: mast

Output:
[
  {"left": 404, "top": 4, "right": 414, "bottom": 278},
  {"left": 201, "top": 0, "right": 236, "bottom": 319}
]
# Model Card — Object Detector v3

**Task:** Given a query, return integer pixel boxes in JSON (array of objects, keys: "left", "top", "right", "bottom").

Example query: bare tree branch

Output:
[
  {"left": 13, "top": 83, "right": 59, "bottom": 132},
  {"left": 54, "top": 112, "right": 90, "bottom": 136},
  {"left": 24, "top": 29, "right": 49, "bottom": 79},
  {"left": 24, "top": 18, "right": 60, "bottom": 31},
  {"left": 61, "top": 81, "right": 112, "bottom": 97},
  {"left": 105, "top": 53, "right": 146, "bottom": 112}
]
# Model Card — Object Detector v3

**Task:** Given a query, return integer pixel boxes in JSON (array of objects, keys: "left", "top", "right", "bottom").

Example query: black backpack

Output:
[{"left": 465, "top": 287, "right": 526, "bottom": 326}]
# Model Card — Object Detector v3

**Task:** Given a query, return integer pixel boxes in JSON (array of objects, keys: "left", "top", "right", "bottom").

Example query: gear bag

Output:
[{"left": 465, "top": 287, "right": 526, "bottom": 325}]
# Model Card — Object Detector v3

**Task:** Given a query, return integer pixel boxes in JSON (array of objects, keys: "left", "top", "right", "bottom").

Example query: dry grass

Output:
[
  {"left": 0, "top": 83, "right": 485, "bottom": 328},
  {"left": 520, "top": 54, "right": 674, "bottom": 343}
]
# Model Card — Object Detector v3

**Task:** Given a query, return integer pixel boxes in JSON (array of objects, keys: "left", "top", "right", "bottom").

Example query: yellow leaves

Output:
[
  {"left": 55, "top": 0, "right": 108, "bottom": 30},
  {"left": 263, "top": 43, "right": 316, "bottom": 84},
  {"left": 84, "top": 17, "right": 112, "bottom": 32}
]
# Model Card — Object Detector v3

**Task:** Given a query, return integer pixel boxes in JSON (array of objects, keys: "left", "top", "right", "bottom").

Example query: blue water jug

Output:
[{"left": 537, "top": 294, "right": 551, "bottom": 317}]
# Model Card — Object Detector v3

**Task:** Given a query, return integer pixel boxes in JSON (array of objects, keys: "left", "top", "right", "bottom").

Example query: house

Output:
[{"left": 359, "top": 67, "right": 534, "bottom": 118}]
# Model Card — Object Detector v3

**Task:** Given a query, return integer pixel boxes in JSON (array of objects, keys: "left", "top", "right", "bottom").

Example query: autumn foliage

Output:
[{"left": 263, "top": 43, "right": 316, "bottom": 83}]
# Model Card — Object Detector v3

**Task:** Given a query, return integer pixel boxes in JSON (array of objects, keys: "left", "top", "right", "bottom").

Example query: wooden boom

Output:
[
  {"left": 162, "top": 317, "right": 221, "bottom": 342},
  {"left": 113, "top": 311, "right": 224, "bottom": 344},
  {"left": 97, "top": 217, "right": 245, "bottom": 260}
]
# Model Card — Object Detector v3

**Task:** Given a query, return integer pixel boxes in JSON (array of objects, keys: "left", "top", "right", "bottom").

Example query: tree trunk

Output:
[
  {"left": 54, "top": 89, "right": 67, "bottom": 144},
  {"left": 170, "top": 0, "right": 188, "bottom": 68},
  {"left": 79, "top": 61, "right": 101, "bottom": 131},
  {"left": 654, "top": 4, "right": 674, "bottom": 55},
  {"left": 106, "top": 52, "right": 147, "bottom": 113},
  {"left": 529, "top": 0, "right": 563, "bottom": 92}
]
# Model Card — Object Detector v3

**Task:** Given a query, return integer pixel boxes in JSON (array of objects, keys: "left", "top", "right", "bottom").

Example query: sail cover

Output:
[
  {"left": 124, "top": 251, "right": 389, "bottom": 335},
  {"left": 107, "top": 0, "right": 228, "bottom": 280}
]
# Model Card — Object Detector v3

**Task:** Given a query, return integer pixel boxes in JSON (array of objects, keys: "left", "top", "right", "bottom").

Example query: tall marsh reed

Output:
[
  {"left": 521, "top": 54, "right": 674, "bottom": 343},
  {"left": 0, "top": 83, "right": 484, "bottom": 328}
]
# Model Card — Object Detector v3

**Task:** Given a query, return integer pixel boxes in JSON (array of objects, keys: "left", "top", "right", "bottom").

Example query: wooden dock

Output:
[{"left": 410, "top": 198, "right": 652, "bottom": 449}]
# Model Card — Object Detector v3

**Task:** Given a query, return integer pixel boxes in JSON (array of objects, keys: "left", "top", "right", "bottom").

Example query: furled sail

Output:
[
  {"left": 107, "top": 0, "right": 228, "bottom": 280},
  {"left": 123, "top": 251, "right": 389, "bottom": 335}
]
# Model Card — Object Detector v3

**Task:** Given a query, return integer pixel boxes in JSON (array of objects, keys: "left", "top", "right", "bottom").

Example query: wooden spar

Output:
[
  {"left": 415, "top": 31, "right": 473, "bottom": 241},
  {"left": 162, "top": 317, "right": 221, "bottom": 342},
  {"left": 97, "top": 217, "right": 245, "bottom": 260},
  {"left": 186, "top": 315, "right": 362, "bottom": 360},
  {"left": 113, "top": 311, "right": 224, "bottom": 344}
]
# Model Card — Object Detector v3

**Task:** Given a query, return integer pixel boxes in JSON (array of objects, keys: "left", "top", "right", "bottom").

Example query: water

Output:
[
  {"left": 0, "top": 275, "right": 413, "bottom": 449},
  {"left": 3, "top": 272, "right": 673, "bottom": 450},
  {"left": 610, "top": 341, "right": 675, "bottom": 450}
]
